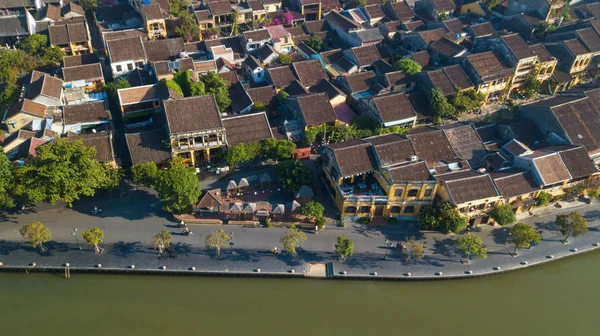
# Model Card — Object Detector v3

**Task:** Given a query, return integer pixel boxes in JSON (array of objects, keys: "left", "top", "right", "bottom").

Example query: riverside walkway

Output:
[{"left": 1, "top": 194, "right": 599, "bottom": 280}]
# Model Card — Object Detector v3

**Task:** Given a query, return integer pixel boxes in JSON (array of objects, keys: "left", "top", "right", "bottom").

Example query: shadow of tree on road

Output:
[
  {"left": 0, "top": 240, "right": 25, "bottom": 255},
  {"left": 431, "top": 237, "right": 461, "bottom": 258},
  {"left": 534, "top": 220, "right": 557, "bottom": 232},
  {"left": 109, "top": 241, "right": 143, "bottom": 257},
  {"left": 491, "top": 227, "right": 511, "bottom": 245},
  {"left": 582, "top": 210, "right": 600, "bottom": 222}
]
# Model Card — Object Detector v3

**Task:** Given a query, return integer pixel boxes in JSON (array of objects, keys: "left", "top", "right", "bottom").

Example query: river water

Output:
[{"left": 2, "top": 252, "right": 599, "bottom": 336}]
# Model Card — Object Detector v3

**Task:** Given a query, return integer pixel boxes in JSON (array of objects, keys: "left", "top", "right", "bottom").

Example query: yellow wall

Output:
[
  {"left": 460, "top": 2, "right": 485, "bottom": 16},
  {"left": 5, "top": 114, "right": 44, "bottom": 133}
]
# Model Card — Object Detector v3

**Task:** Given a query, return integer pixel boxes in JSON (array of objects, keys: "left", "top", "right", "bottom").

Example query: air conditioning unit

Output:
[{"left": 410, "top": 155, "right": 418, "bottom": 162}]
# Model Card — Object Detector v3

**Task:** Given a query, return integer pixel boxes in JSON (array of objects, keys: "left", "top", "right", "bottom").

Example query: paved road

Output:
[{"left": 1, "top": 189, "right": 599, "bottom": 278}]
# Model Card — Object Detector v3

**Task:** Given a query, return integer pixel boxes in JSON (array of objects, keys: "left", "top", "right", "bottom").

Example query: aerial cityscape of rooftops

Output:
[{"left": 2, "top": 0, "right": 600, "bottom": 279}]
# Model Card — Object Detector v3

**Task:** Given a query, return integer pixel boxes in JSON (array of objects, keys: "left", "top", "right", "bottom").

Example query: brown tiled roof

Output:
[
  {"left": 431, "top": 0, "right": 455, "bottom": 11},
  {"left": 193, "top": 60, "right": 217, "bottom": 73},
  {"left": 28, "top": 75, "right": 63, "bottom": 100},
  {"left": 440, "top": 123, "right": 487, "bottom": 168},
  {"left": 164, "top": 95, "right": 223, "bottom": 134},
  {"left": 222, "top": 113, "right": 273, "bottom": 147},
  {"left": 142, "top": 4, "right": 163, "bottom": 20},
  {"left": 476, "top": 124, "right": 501, "bottom": 144},
  {"left": 295, "top": 93, "right": 337, "bottom": 127},
  {"left": 388, "top": 161, "right": 432, "bottom": 182},
  {"left": 63, "top": 54, "right": 99, "bottom": 68},
  {"left": 286, "top": 27, "right": 306, "bottom": 37},
  {"left": 196, "top": 189, "right": 224, "bottom": 209},
  {"left": 498, "top": 119, "right": 543, "bottom": 147},
  {"left": 304, "top": 20, "right": 328, "bottom": 33},
  {"left": 153, "top": 58, "right": 194, "bottom": 76},
  {"left": 533, "top": 153, "right": 571, "bottom": 185},
  {"left": 292, "top": 59, "right": 327, "bottom": 87},
  {"left": 218, "top": 71, "right": 239, "bottom": 84},
  {"left": 371, "top": 92, "right": 416, "bottom": 124},
  {"left": 62, "top": 63, "right": 103, "bottom": 82},
  {"left": 442, "top": 19, "right": 464, "bottom": 35},
  {"left": 324, "top": 11, "right": 361, "bottom": 32},
  {"left": 66, "top": 132, "right": 115, "bottom": 163},
  {"left": 61, "top": 2, "right": 84, "bottom": 16},
  {"left": 49, "top": 22, "right": 88, "bottom": 45},
  {"left": 364, "top": 4, "right": 385, "bottom": 19},
  {"left": 126, "top": 128, "right": 171, "bottom": 165},
  {"left": 243, "top": 29, "right": 271, "bottom": 42},
  {"left": 557, "top": 146, "right": 597, "bottom": 179},
  {"left": 529, "top": 44, "right": 554, "bottom": 62},
  {"left": 118, "top": 85, "right": 160, "bottom": 105},
  {"left": 107, "top": 36, "right": 146, "bottom": 63},
  {"left": 502, "top": 33, "right": 535, "bottom": 60},
  {"left": 143, "top": 38, "right": 185, "bottom": 62},
  {"left": 367, "top": 133, "right": 416, "bottom": 167},
  {"left": 207, "top": 0, "right": 232, "bottom": 15},
  {"left": 576, "top": 28, "right": 600, "bottom": 53},
  {"left": 425, "top": 65, "right": 473, "bottom": 96},
  {"left": 267, "top": 65, "right": 298, "bottom": 89},
  {"left": 247, "top": 0, "right": 265, "bottom": 11},
  {"left": 5, "top": 99, "right": 47, "bottom": 120},
  {"left": 564, "top": 38, "right": 591, "bottom": 56},
  {"left": 443, "top": 173, "right": 499, "bottom": 204},
  {"left": 429, "top": 37, "right": 465, "bottom": 57},
  {"left": 403, "top": 20, "right": 423, "bottom": 31},
  {"left": 550, "top": 97, "right": 600, "bottom": 156},
  {"left": 102, "top": 29, "right": 147, "bottom": 43},
  {"left": 320, "top": 49, "right": 343, "bottom": 65},
  {"left": 385, "top": 71, "right": 411, "bottom": 87},
  {"left": 409, "top": 50, "right": 431, "bottom": 67},
  {"left": 350, "top": 44, "right": 382, "bottom": 67},
  {"left": 491, "top": 170, "right": 540, "bottom": 198},
  {"left": 417, "top": 28, "right": 448, "bottom": 46},
  {"left": 195, "top": 10, "right": 211, "bottom": 22},
  {"left": 246, "top": 85, "right": 278, "bottom": 108},
  {"left": 407, "top": 128, "right": 457, "bottom": 167},
  {"left": 343, "top": 70, "right": 376, "bottom": 93},
  {"left": 466, "top": 51, "right": 514, "bottom": 82},
  {"left": 388, "top": 1, "right": 414, "bottom": 21},
  {"left": 309, "top": 79, "right": 344, "bottom": 100},
  {"left": 470, "top": 22, "right": 497, "bottom": 37},
  {"left": 328, "top": 139, "right": 377, "bottom": 177},
  {"left": 63, "top": 101, "right": 109, "bottom": 125},
  {"left": 503, "top": 139, "right": 532, "bottom": 157},
  {"left": 43, "top": 4, "right": 61, "bottom": 20}
]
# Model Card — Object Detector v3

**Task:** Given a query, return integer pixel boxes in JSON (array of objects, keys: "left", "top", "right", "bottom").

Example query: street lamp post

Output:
[
  {"left": 383, "top": 239, "right": 393, "bottom": 260},
  {"left": 72, "top": 228, "right": 81, "bottom": 250},
  {"left": 230, "top": 232, "right": 234, "bottom": 254}
]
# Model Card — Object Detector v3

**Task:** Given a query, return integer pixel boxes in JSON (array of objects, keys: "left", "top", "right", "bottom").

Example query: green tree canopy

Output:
[
  {"left": 82, "top": 227, "right": 104, "bottom": 254},
  {"left": 132, "top": 162, "right": 159, "bottom": 187},
  {"left": 277, "top": 90, "right": 290, "bottom": 104},
  {"left": 0, "top": 150, "right": 15, "bottom": 210},
  {"left": 42, "top": 45, "right": 66, "bottom": 65},
  {"left": 19, "top": 34, "right": 48, "bottom": 57},
  {"left": 280, "top": 226, "right": 307, "bottom": 258},
  {"left": 430, "top": 88, "right": 457, "bottom": 119},
  {"left": 199, "top": 72, "right": 231, "bottom": 111},
  {"left": 20, "top": 221, "right": 51, "bottom": 252},
  {"left": 169, "top": 0, "right": 199, "bottom": 41},
  {"left": 483, "top": 0, "right": 499, "bottom": 10},
  {"left": 106, "top": 78, "right": 131, "bottom": 99},
  {"left": 555, "top": 212, "right": 588, "bottom": 243},
  {"left": 536, "top": 191, "right": 552, "bottom": 206},
  {"left": 456, "top": 233, "right": 487, "bottom": 260},
  {"left": 204, "top": 229, "right": 231, "bottom": 257},
  {"left": 14, "top": 139, "right": 120, "bottom": 206},
  {"left": 79, "top": 0, "right": 99, "bottom": 12},
  {"left": 335, "top": 236, "right": 354, "bottom": 260},
  {"left": 401, "top": 236, "right": 425, "bottom": 264},
  {"left": 261, "top": 138, "right": 296, "bottom": 161},
  {"left": 509, "top": 223, "right": 541, "bottom": 255},
  {"left": 155, "top": 160, "right": 202, "bottom": 213},
  {"left": 274, "top": 160, "right": 312, "bottom": 193},
  {"left": 448, "top": 89, "right": 484, "bottom": 113},
  {"left": 301, "top": 201, "right": 324, "bottom": 222},
  {"left": 163, "top": 79, "right": 184, "bottom": 97},
  {"left": 417, "top": 202, "right": 467, "bottom": 233},
  {"left": 392, "top": 58, "right": 422, "bottom": 75},
  {"left": 306, "top": 35, "right": 324, "bottom": 52},
  {"left": 490, "top": 204, "right": 516, "bottom": 226},
  {"left": 152, "top": 230, "right": 173, "bottom": 255},
  {"left": 279, "top": 53, "right": 292, "bottom": 65}
]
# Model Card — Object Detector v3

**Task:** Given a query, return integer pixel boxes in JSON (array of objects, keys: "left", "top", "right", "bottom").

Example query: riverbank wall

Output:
[{"left": 1, "top": 239, "right": 598, "bottom": 281}]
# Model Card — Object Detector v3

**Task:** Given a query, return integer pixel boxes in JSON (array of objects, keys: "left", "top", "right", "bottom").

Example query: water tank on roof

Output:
[{"left": 141, "top": 0, "right": 151, "bottom": 4}]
